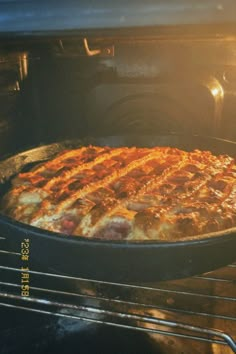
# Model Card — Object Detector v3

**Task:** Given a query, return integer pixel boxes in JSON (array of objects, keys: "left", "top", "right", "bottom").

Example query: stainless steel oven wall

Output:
[
  {"left": 21, "top": 43, "right": 89, "bottom": 146},
  {"left": 83, "top": 36, "right": 236, "bottom": 140},
  {"left": 0, "top": 51, "right": 25, "bottom": 154},
  {"left": 7, "top": 36, "right": 235, "bottom": 146}
]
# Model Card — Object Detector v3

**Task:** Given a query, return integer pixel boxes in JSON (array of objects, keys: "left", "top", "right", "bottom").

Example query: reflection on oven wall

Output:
[
  {"left": 0, "top": 52, "right": 25, "bottom": 154},
  {"left": 0, "top": 36, "right": 236, "bottom": 156},
  {"left": 84, "top": 38, "right": 236, "bottom": 139}
]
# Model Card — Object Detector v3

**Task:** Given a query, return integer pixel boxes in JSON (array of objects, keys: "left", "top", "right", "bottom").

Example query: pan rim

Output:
[
  {"left": 0, "top": 133, "right": 235, "bottom": 248},
  {"left": 0, "top": 132, "right": 235, "bottom": 163},
  {"left": 0, "top": 212, "right": 236, "bottom": 249}
]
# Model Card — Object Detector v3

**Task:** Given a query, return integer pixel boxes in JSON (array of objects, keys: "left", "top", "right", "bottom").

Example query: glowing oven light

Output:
[
  {"left": 19, "top": 53, "right": 28, "bottom": 81},
  {"left": 211, "top": 86, "right": 224, "bottom": 98}
]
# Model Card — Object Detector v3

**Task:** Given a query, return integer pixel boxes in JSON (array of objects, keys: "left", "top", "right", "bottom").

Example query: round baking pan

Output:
[{"left": 0, "top": 134, "right": 235, "bottom": 283}]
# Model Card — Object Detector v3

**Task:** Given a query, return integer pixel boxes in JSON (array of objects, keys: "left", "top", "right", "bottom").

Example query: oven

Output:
[{"left": 0, "top": 1, "right": 236, "bottom": 353}]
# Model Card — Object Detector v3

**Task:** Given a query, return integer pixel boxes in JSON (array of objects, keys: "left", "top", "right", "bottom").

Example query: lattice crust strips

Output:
[{"left": 2, "top": 146, "right": 236, "bottom": 240}]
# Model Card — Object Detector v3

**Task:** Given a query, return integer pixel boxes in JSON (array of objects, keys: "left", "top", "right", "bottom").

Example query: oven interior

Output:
[
  {"left": 0, "top": 16, "right": 236, "bottom": 354},
  {"left": 2, "top": 34, "right": 236, "bottom": 152}
]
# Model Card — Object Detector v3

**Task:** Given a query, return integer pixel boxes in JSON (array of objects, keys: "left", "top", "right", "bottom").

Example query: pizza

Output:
[{"left": 2, "top": 145, "right": 236, "bottom": 241}]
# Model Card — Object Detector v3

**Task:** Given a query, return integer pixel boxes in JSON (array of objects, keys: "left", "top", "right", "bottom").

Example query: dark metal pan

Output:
[{"left": 0, "top": 134, "right": 235, "bottom": 283}]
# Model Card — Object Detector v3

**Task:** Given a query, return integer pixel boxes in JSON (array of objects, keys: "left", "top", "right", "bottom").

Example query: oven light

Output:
[
  {"left": 207, "top": 80, "right": 224, "bottom": 132},
  {"left": 211, "top": 87, "right": 221, "bottom": 97},
  {"left": 19, "top": 53, "right": 28, "bottom": 81},
  {"left": 210, "top": 84, "right": 224, "bottom": 99}
]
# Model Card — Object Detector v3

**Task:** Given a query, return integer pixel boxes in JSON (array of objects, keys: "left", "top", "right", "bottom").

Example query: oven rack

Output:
[{"left": 0, "top": 236, "right": 236, "bottom": 353}]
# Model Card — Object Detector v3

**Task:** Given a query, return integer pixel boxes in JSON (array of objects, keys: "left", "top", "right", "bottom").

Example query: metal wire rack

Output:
[{"left": 0, "top": 235, "right": 236, "bottom": 353}]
